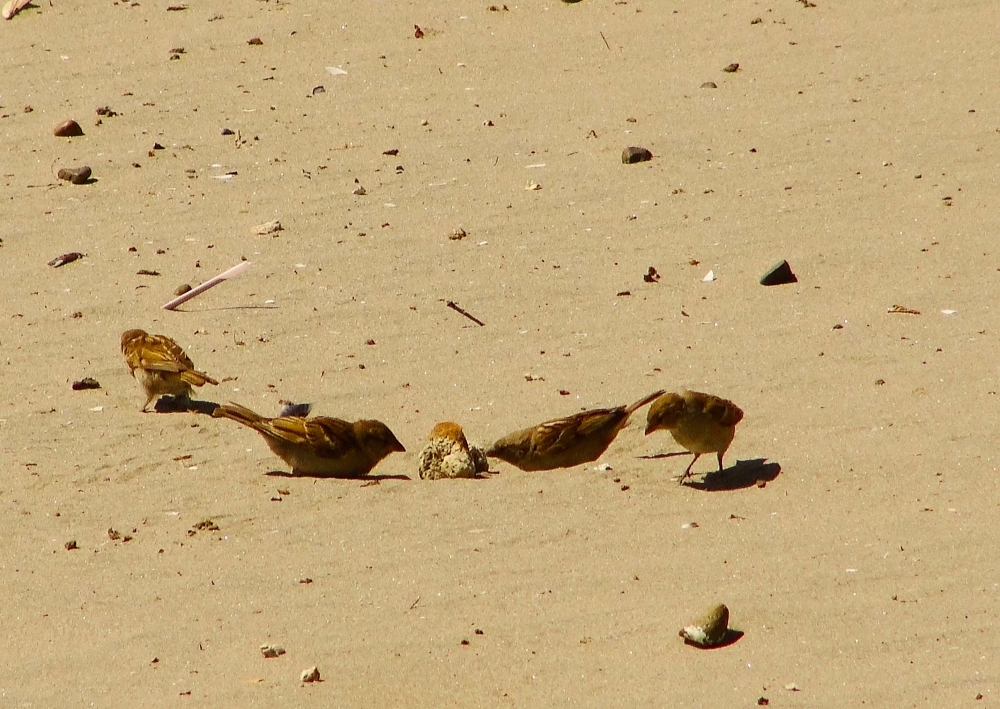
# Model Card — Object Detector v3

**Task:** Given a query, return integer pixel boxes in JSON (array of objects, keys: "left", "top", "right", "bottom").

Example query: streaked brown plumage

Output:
[
  {"left": 486, "top": 390, "right": 665, "bottom": 471},
  {"left": 644, "top": 389, "right": 743, "bottom": 483},
  {"left": 418, "top": 421, "right": 489, "bottom": 480},
  {"left": 121, "top": 328, "right": 218, "bottom": 411},
  {"left": 212, "top": 402, "right": 405, "bottom": 478}
]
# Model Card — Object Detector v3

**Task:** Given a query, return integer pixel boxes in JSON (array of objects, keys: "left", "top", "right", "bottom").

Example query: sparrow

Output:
[
  {"left": 212, "top": 401, "right": 405, "bottom": 477},
  {"left": 121, "top": 328, "right": 218, "bottom": 411},
  {"left": 486, "top": 390, "right": 665, "bottom": 471},
  {"left": 644, "top": 389, "right": 744, "bottom": 483},
  {"left": 418, "top": 421, "right": 490, "bottom": 480}
]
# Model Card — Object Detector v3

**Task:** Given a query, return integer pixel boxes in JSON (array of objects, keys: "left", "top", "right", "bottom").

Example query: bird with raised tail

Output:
[
  {"left": 121, "top": 328, "right": 218, "bottom": 411},
  {"left": 418, "top": 422, "right": 489, "bottom": 480},
  {"left": 212, "top": 402, "right": 405, "bottom": 477},
  {"left": 486, "top": 390, "right": 664, "bottom": 471},
  {"left": 644, "top": 389, "right": 743, "bottom": 483}
]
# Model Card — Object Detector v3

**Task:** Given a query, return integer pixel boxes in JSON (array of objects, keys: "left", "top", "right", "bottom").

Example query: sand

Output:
[{"left": 3, "top": 0, "right": 1000, "bottom": 705}]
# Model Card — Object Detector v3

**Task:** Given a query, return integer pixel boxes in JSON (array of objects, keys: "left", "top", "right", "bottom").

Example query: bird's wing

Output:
[
  {"left": 534, "top": 407, "right": 624, "bottom": 455},
  {"left": 702, "top": 395, "right": 744, "bottom": 426},
  {"left": 294, "top": 416, "right": 361, "bottom": 460},
  {"left": 127, "top": 334, "right": 196, "bottom": 373}
]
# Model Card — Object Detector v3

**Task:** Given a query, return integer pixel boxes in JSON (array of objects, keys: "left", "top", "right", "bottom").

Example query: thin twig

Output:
[
  {"left": 446, "top": 300, "right": 485, "bottom": 327},
  {"left": 409, "top": 596, "right": 421, "bottom": 610},
  {"left": 600, "top": 31, "right": 611, "bottom": 51}
]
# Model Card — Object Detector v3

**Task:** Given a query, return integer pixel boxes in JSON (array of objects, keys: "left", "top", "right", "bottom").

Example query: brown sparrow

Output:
[
  {"left": 212, "top": 402, "right": 405, "bottom": 477},
  {"left": 121, "top": 328, "right": 219, "bottom": 411},
  {"left": 418, "top": 422, "right": 490, "bottom": 480},
  {"left": 486, "top": 390, "right": 665, "bottom": 471},
  {"left": 644, "top": 389, "right": 744, "bottom": 483}
]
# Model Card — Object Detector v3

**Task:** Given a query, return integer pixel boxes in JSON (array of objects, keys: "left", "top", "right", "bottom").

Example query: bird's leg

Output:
[
  {"left": 717, "top": 451, "right": 725, "bottom": 472},
  {"left": 679, "top": 453, "right": 701, "bottom": 484}
]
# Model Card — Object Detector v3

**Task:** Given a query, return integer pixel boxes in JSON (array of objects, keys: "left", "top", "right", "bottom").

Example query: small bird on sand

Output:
[
  {"left": 486, "top": 390, "right": 664, "bottom": 471},
  {"left": 418, "top": 421, "right": 489, "bottom": 480},
  {"left": 644, "top": 389, "right": 743, "bottom": 483},
  {"left": 212, "top": 402, "right": 405, "bottom": 477},
  {"left": 121, "top": 328, "right": 218, "bottom": 411}
]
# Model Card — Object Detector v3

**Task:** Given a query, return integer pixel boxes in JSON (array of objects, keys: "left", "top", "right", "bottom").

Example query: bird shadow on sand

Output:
[
  {"left": 686, "top": 458, "right": 781, "bottom": 492},
  {"left": 152, "top": 396, "right": 219, "bottom": 415},
  {"left": 264, "top": 470, "right": 412, "bottom": 482}
]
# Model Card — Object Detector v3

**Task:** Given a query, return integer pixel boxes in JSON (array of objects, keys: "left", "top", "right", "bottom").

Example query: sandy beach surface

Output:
[{"left": 3, "top": 0, "right": 1000, "bottom": 705}]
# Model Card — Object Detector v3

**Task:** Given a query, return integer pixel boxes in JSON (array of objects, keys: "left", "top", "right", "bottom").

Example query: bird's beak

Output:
[{"left": 643, "top": 423, "right": 654, "bottom": 436}]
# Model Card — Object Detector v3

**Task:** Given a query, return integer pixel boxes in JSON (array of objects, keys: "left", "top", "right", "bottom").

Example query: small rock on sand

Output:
[
  {"left": 679, "top": 603, "right": 730, "bottom": 647},
  {"left": 57, "top": 166, "right": 92, "bottom": 184},
  {"left": 622, "top": 147, "right": 652, "bottom": 164},
  {"left": 252, "top": 219, "right": 283, "bottom": 236},
  {"left": 759, "top": 260, "right": 797, "bottom": 286},
  {"left": 72, "top": 378, "right": 101, "bottom": 391},
  {"left": 260, "top": 644, "right": 286, "bottom": 658},
  {"left": 53, "top": 119, "right": 84, "bottom": 137}
]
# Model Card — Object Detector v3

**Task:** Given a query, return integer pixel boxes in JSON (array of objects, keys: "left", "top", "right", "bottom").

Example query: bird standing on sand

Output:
[
  {"left": 644, "top": 389, "right": 743, "bottom": 484},
  {"left": 486, "top": 390, "right": 664, "bottom": 471},
  {"left": 212, "top": 402, "right": 405, "bottom": 477},
  {"left": 121, "top": 328, "right": 218, "bottom": 411}
]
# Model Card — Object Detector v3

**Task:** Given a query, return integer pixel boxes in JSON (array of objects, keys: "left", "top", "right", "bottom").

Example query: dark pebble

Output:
[
  {"left": 53, "top": 119, "right": 84, "bottom": 137},
  {"left": 72, "top": 377, "right": 101, "bottom": 391},
  {"left": 173, "top": 283, "right": 192, "bottom": 296},
  {"left": 723, "top": 63, "right": 740, "bottom": 73},
  {"left": 759, "top": 259, "right": 797, "bottom": 286},
  {"left": 57, "top": 166, "right": 92, "bottom": 184},
  {"left": 622, "top": 147, "right": 653, "bottom": 164},
  {"left": 701, "top": 81, "right": 718, "bottom": 89}
]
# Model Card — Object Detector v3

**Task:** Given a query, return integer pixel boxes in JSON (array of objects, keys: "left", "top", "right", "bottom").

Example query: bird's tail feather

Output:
[
  {"left": 626, "top": 389, "right": 666, "bottom": 416},
  {"left": 213, "top": 402, "right": 267, "bottom": 429},
  {"left": 181, "top": 369, "right": 219, "bottom": 387}
]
